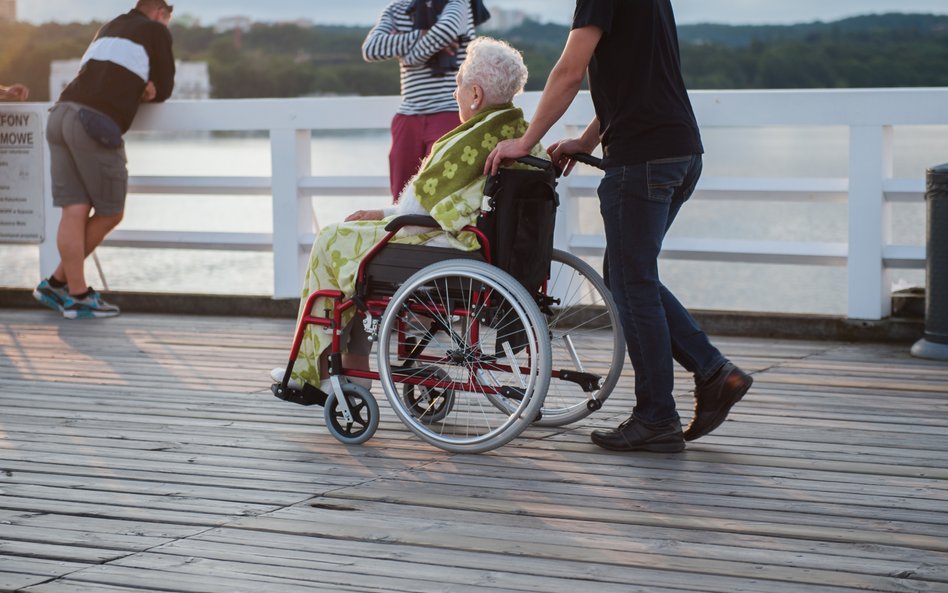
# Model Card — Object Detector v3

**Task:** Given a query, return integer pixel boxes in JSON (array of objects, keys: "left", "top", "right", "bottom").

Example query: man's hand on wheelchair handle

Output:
[
  {"left": 485, "top": 138, "right": 531, "bottom": 177},
  {"left": 548, "top": 137, "right": 597, "bottom": 177},
  {"left": 345, "top": 209, "right": 385, "bottom": 222}
]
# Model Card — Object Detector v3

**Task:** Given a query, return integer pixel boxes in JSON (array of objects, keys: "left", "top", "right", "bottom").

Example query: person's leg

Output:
[
  {"left": 281, "top": 220, "right": 391, "bottom": 388},
  {"left": 663, "top": 285, "right": 726, "bottom": 378},
  {"left": 421, "top": 111, "right": 460, "bottom": 159},
  {"left": 36, "top": 103, "right": 84, "bottom": 311},
  {"left": 58, "top": 103, "right": 129, "bottom": 295},
  {"left": 389, "top": 113, "right": 426, "bottom": 202},
  {"left": 56, "top": 204, "right": 93, "bottom": 295},
  {"left": 52, "top": 211, "right": 124, "bottom": 289},
  {"left": 655, "top": 155, "right": 727, "bottom": 379},
  {"left": 643, "top": 155, "right": 752, "bottom": 441},
  {"left": 342, "top": 320, "right": 373, "bottom": 389},
  {"left": 592, "top": 156, "right": 729, "bottom": 452},
  {"left": 598, "top": 163, "right": 678, "bottom": 425}
]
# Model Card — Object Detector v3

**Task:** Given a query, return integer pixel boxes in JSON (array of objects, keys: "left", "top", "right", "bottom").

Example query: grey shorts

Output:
[{"left": 46, "top": 102, "right": 128, "bottom": 216}]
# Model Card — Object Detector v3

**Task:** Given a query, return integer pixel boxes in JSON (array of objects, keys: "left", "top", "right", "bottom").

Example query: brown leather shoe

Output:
[
  {"left": 591, "top": 416, "right": 685, "bottom": 453},
  {"left": 683, "top": 362, "right": 752, "bottom": 441}
]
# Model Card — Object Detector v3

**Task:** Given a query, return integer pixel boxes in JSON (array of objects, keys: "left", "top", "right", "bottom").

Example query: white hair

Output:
[{"left": 458, "top": 37, "right": 528, "bottom": 106}]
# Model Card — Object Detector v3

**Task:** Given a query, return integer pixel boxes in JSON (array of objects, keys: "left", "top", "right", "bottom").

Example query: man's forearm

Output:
[
  {"left": 518, "top": 64, "right": 585, "bottom": 149},
  {"left": 579, "top": 118, "right": 601, "bottom": 150},
  {"left": 516, "top": 26, "right": 603, "bottom": 149}
]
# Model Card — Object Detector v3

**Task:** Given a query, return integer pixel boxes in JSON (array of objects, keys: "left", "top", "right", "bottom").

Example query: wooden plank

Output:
[
  {"left": 221, "top": 511, "right": 936, "bottom": 593},
  {"left": 197, "top": 526, "right": 948, "bottom": 586},
  {"left": 2, "top": 308, "right": 947, "bottom": 593}
]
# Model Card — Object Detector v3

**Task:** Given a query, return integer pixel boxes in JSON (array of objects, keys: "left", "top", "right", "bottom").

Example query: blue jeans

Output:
[{"left": 599, "top": 154, "right": 726, "bottom": 425}]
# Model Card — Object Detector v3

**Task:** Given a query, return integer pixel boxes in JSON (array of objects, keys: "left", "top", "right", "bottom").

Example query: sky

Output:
[{"left": 14, "top": 0, "right": 948, "bottom": 26}]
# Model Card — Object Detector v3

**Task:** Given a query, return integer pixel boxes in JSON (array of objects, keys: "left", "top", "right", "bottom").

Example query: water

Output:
[{"left": 2, "top": 126, "right": 945, "bottom": 315}]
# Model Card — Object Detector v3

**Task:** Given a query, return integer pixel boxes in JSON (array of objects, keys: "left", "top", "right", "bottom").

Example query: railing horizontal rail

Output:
[
  {"left": 129, "top": 176, "right": 271, "bottom": 195},
  {"left": 883, "top": 245, "right": 927, "bottom": 268},
  {"left": 129, "top": 175, "right": 924, "bottom": 204},
  {"left": 106, "top": 230, "right": 274, "bottom": 251},
  {"left": 883, "top": 179, "right": 927, "bottom": 202},
  {"left": 570, "top": 235, "right": 851, "bottom": 267}
]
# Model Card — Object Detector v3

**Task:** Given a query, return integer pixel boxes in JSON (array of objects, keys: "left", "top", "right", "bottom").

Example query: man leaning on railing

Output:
[{"left": 33, "top": 0, "right": 175, "bottom": 320}]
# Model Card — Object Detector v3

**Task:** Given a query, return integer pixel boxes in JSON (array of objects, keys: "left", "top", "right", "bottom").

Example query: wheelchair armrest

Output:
[{"left": 384, "top": 215, "right": 441, "bottom": 232}]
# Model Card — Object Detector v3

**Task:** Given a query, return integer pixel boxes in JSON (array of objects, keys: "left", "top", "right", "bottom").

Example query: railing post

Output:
[
  {"left": 847, "top": 125, "right": 894, "bottom": 320},
  {"left": 38, "top": 109, "right": 61, "bottom": 279},
  {"left": 270, "top": 128, "right": 312, "bottom": 300},
  {"left": 554, "top": 176, "right": 576, "bottom": 255},
  {"left": 549, "top": 123, "right": 580, "bottom": 257}
]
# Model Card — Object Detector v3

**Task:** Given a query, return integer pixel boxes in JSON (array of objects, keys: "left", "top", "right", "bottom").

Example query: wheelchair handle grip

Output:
[
  {"left": 567, "top": 153, "right": 603, "bottom": 169},
  {"left": 515, "top": 155, "right": 554, "bottom": 171}
]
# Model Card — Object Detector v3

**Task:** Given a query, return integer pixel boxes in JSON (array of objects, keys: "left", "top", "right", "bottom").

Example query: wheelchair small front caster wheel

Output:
[
  {"left": 586, "top": 398, "right": 603, "bottom": 412},
  {"left": 324, "top": 383, "right": 379, "bottom": 445}
]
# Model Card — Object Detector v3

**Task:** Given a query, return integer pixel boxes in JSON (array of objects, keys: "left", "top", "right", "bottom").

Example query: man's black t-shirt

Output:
[{"left": 573, "top": 0, "right": 702, "bottom": 167}]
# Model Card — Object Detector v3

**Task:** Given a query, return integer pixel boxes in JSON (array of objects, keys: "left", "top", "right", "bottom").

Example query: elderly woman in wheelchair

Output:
[{"left": 271, "top": 37, "right": 625, "bottom": 453}]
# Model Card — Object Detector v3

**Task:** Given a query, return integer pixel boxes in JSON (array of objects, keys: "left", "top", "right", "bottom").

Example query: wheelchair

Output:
[{"left": 272, "top": 154, "right": 624, "bottom": 453}]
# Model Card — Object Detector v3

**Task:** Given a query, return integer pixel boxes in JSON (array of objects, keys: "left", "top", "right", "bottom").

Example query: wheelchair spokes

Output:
[{"left": 377, "top": 259, "right": 550, "bottom": 453}]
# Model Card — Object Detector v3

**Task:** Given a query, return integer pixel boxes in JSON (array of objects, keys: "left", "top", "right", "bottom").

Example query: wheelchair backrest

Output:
[{"left": 478, "top": 166, "right": 559, "bottom": 295}]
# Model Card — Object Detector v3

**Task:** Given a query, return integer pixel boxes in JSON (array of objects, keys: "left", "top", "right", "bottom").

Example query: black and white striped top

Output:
[{"left": 362, "top": 0, "right": 475, "bottom": 116}]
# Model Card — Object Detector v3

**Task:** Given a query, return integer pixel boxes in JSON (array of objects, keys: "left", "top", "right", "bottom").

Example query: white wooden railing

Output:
[{"left": 10, "top": 88, "right": 948, "bottom": 320}]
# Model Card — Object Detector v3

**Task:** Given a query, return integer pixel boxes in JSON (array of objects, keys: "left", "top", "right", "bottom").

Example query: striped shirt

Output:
[{"left": 362, "top": 0, "right": 475, "bottom": 116}]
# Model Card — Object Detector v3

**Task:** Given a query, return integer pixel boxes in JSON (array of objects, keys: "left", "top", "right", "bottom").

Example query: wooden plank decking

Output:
[{"left": 1, "top": 309, "right": 947, "bottom": 593}]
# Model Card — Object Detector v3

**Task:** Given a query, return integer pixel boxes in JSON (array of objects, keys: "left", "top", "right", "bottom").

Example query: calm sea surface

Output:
[{"left": 2, "top": 125, "right": 946, "bottom": 315}]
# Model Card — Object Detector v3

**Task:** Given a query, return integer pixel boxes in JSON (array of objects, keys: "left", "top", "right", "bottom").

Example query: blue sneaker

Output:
[
  {"left": 33, "top": 279, "right": 70, "bottom": 312},
  {"left": 62, "top": 289, "right": 121, "bottom": 319}
]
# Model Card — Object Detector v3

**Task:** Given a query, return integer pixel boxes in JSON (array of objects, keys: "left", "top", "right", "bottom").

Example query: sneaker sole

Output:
[
  {"left": 63, "top": 309, "right": 121, "bottom": 320},
  {"left": 33, "top": 289, "right": 65, "bottom": 312},
  {"left": 684, "top": 376, "right": 753, "bottom": 442}
]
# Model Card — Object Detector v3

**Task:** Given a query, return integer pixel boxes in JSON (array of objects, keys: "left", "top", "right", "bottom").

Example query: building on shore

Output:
[
  {"left": 49, "top": 59, "right": 212, "bottom": 101},
  {"left": 213, "top": 16, "right": 253, "bottom": 33},
  {"left": 480, "top": 7, "right": 531, "bottom": 32}
]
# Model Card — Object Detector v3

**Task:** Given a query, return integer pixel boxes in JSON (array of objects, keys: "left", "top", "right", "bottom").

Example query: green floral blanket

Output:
[{"left": 409, "top": 103, "right": 544, "bottom": 250}]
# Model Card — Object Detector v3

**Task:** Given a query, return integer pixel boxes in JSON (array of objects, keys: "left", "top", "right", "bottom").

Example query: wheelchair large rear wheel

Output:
[
  {"left": 377, "top": 259, "right": 551, "bottom": 454},
  {"left": 536, "top": 249, "right": 625, "bottom": 426}
]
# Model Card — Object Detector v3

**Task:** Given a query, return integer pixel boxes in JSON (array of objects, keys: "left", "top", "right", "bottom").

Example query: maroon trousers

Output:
[{"left": 389, "top": 111, "right": 460, "bottom": 202}]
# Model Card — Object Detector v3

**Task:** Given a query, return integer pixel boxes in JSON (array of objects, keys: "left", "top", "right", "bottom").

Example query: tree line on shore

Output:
[{"left": 1, "top": 12, "right": 946, "bottom": 102}]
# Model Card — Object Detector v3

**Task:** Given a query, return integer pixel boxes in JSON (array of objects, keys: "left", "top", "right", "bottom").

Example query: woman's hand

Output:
[{"left": 345, "top": 209, "right": 385, "bottom": 222}]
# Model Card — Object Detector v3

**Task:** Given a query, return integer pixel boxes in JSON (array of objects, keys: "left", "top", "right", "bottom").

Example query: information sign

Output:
[{"left": 0, "top": 110, "right": 45, "bottom": 243}]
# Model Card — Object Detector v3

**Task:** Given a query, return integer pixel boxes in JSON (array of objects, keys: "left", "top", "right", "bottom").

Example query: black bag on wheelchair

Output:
[
  {"left": 478, "top": 166, "right": 558, "bottom": 295},
  {"left": 478, "top": 165, "right": 558, "bottom": 355}
]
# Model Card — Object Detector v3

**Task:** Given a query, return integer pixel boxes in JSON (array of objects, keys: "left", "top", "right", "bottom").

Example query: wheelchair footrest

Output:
[
  {"left": 271, "top": 382, "right": 328, "bottom": 407},
  {"left": 557, "top": 370, "right": 604, "bottom": 393},
  {"left": 500, "top": 386, "right": 542, "bottom": 422}
]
